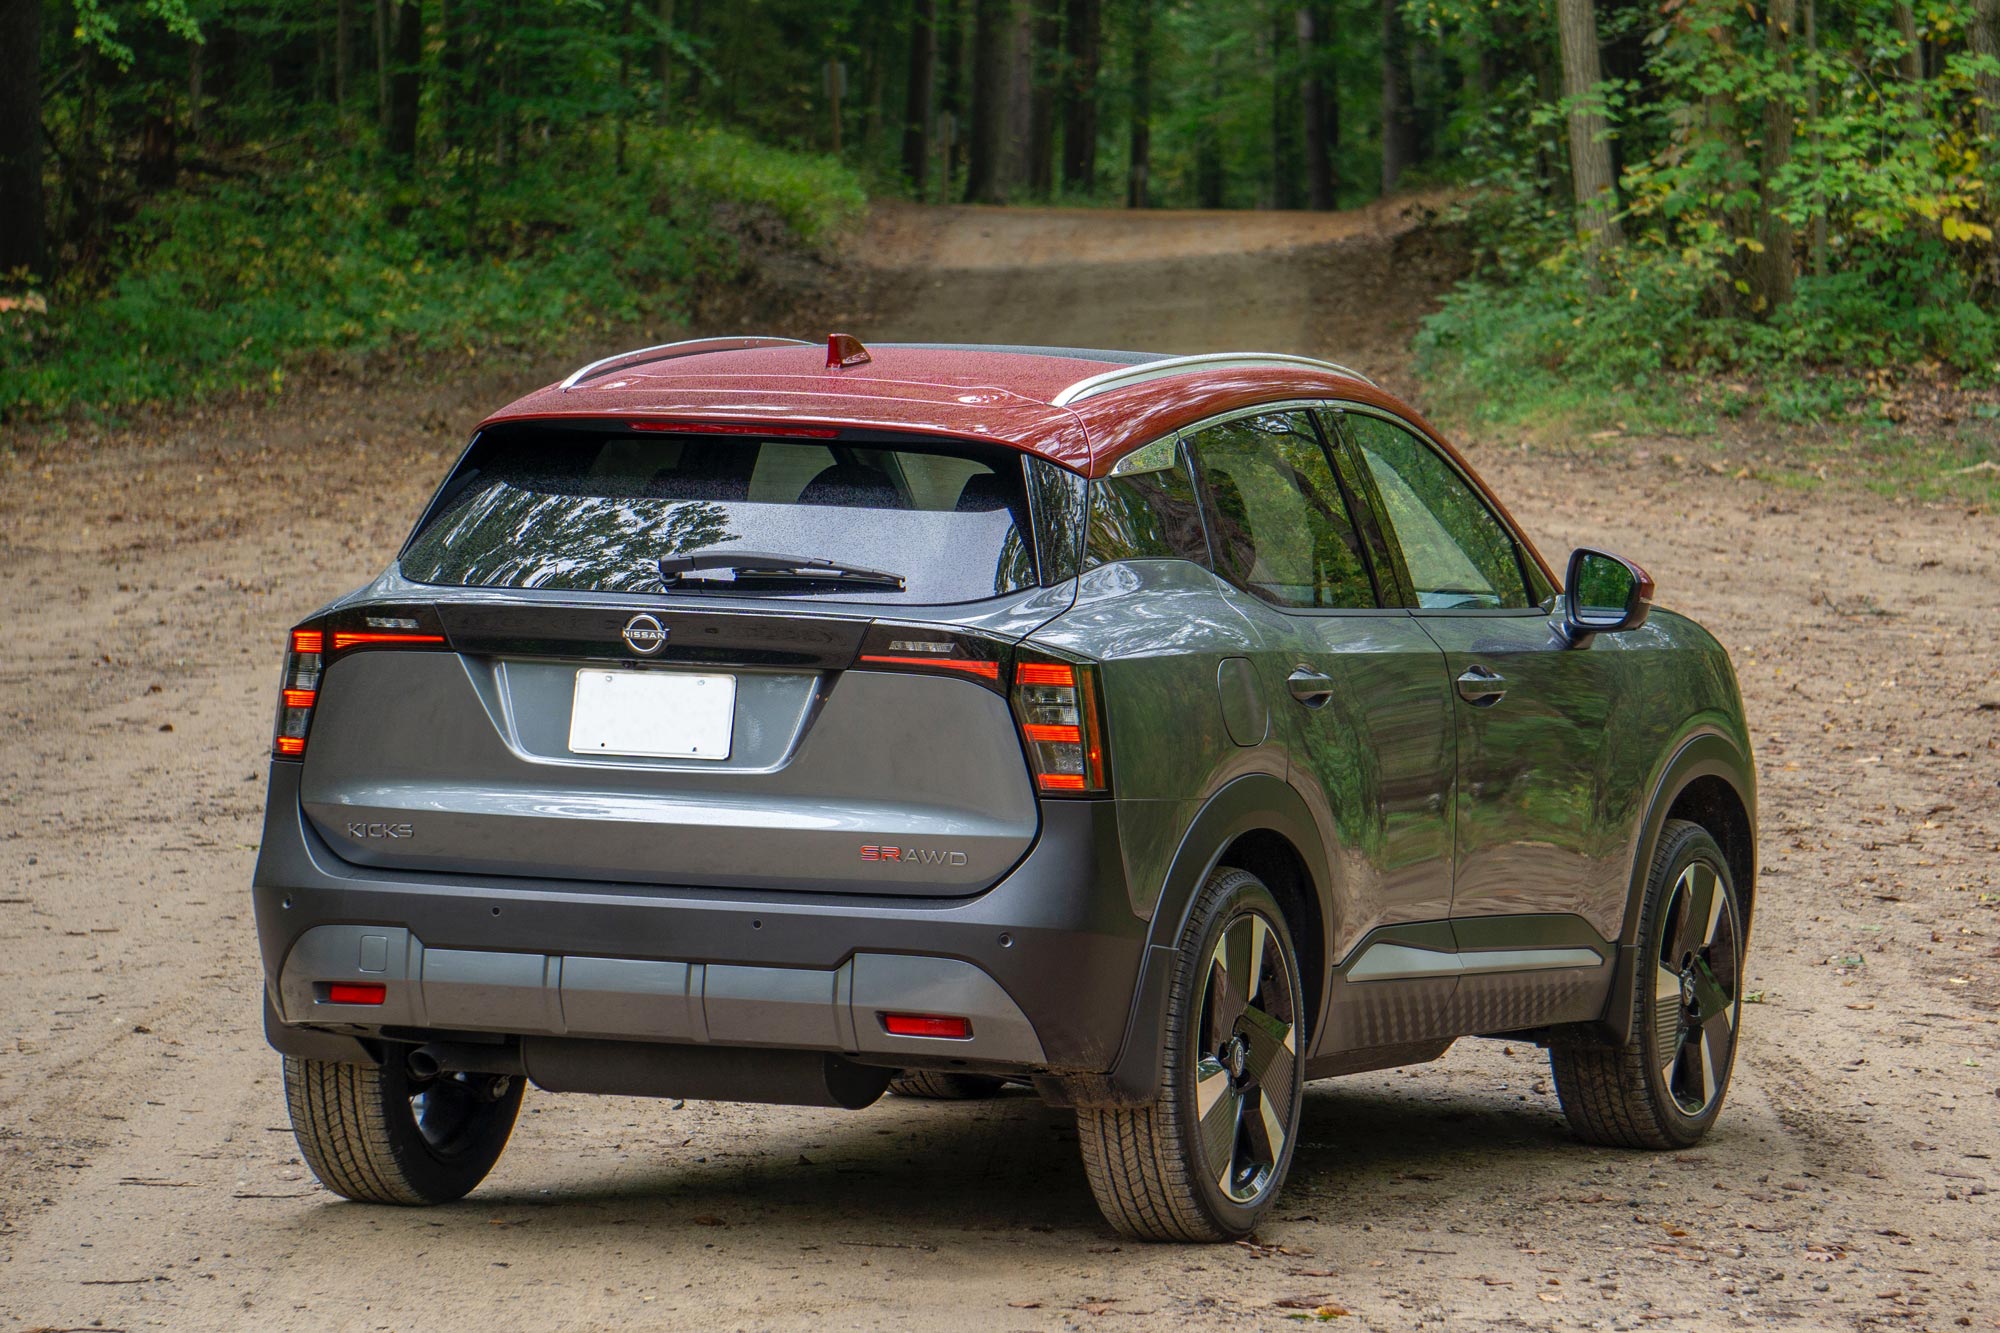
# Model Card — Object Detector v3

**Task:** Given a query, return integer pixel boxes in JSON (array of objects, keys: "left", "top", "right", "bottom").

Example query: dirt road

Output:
[{"left": 2, "top": 201, "right": 1996, "bottom": 1331}]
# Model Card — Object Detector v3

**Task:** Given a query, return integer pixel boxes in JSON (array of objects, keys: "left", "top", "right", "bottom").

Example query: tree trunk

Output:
[
  {"left": 1806, "top": 0, "right": 1827, "bottom": 276},
  {"left": 374, "top": 0, "right": 391, "bottom": 127},
  {"left": 1893, "top": 3, "right": 1921, "bottom": 82},
  {"left": 1002, "top": 5, "right": 1034, "bottom": 189},
  {"left": 615, "top": 0, "right": 634, "bottom": 172},
  {"left": 1380, "top": 0, "right": 1417, "bottom": 192},
  {"left": 0, "top": 0, "right": 45, "bottom": 279},
  {"left": 1126, "top": 0, "right": 1152, "bottom": 207},
  {"left": 1271, "top": 12, "right": 1300, "bottom": 208},
  {"left": 1754, "top": 0, "right": 1796, "bottom": 312},
  {"left": 657, "top": 0, "right": 676, "bottom": 122},
  {"left": 1973, "top": 0, "right": 2000, "bottom": 142},
  {"left": 1028, "top": 2, "right": 1058, "bottom": 196},
  {"left": 1061, "top": 0, "right": 1100, "bottom": 191},
  {"left": 903, "top": 0, "right": 937, "bottom": 190},
  {"left": 1196, "top": 50, "right": 1224, "bottom": 208},
  {"left": 1299, "top": 5, "right": 1336, "bottom": 210},
  {"left": 386, "top": 0, "right": 422, "bottom": 169},
  {"left": 965, "top": 0, "right": 1008, "bottom": 202},
  {"left": 1556, "top": 0, "right": 1621, "bottom": 259},
  {"left": 336, "top": 0, "right": 355, "bottom": 109},
  {"left": 940, "top": 0, "right": 968, "bottom": 192}
]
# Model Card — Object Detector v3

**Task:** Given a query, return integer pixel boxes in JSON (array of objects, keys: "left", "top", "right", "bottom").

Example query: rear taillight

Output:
[
  {"left": 1010, "top": 654, "right": 1108, "bottom": 796},
  {"left": 852, "top": 624, "right": 1007, "bottom": 692},
  {"left": 271, "top": 612, "right": 446, "bottom": 760}
]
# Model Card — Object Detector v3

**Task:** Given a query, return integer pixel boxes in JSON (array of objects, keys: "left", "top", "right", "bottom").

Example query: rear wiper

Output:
[{"left": 657, "top": 550, "right": 907, "bottom": 592}]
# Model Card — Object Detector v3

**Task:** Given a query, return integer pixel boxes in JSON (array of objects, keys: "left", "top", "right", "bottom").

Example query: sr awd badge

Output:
[{"left": 622, "top": 614, "right": 668, "bottom": 655}]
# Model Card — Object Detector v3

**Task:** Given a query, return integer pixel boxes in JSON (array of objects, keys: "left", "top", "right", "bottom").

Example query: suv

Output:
[{"left": 254, "top": 337, "right": 1755, "bottom": 1241}]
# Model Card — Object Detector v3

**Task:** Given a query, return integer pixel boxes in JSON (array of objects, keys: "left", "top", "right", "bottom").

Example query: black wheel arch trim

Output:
[
  {"left": 1596, "top": 729, "right": 1757, "bottom": 1045},
  {"left": 1081, "top": 773, "right": 1332, "bottom": 1107}
]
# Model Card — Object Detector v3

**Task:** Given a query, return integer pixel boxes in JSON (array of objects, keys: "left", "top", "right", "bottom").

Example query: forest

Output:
[{"left": 1, "top": 0, "right": 1997, "bottom": 420}]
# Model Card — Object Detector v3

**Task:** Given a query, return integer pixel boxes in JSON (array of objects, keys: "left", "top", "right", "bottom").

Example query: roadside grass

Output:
[{"left": 0, "top": 126, "right": 866, "bottom": 424}]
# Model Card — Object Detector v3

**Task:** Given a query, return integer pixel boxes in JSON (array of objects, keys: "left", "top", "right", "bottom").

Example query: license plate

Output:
[{"left": 567, "top": 669, "right": 736, "bottom": 760}]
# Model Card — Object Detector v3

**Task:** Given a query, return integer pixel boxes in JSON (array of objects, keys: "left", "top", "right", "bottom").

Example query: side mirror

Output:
[{"left": 1561, "top": 547, "right": 1654, "bottom": 644}]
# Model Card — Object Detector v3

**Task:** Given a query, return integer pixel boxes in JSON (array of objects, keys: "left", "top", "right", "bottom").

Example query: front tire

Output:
[
  {"left": 1076, "top": 867, "right": 1305, "bottom": 1242},
  {"left": 1550, "top": 819, "right": 1745, "bottom": 1149},
  {"left": 285, "top": 1054, "right": 524, "bottom": 1205}
]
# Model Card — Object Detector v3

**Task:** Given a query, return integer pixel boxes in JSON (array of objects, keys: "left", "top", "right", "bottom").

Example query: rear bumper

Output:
[{"left": 251, "top": 763, "right": 1146, "bottom": 1076}]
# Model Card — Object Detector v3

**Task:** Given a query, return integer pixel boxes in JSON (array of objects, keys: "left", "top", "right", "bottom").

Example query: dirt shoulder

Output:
[{"left": 1, "top": 202, "right": 1995, "bottom": 1331}]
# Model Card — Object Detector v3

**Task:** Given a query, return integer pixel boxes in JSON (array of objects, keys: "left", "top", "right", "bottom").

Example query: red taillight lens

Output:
[
  {"left": 1010, "top": 653, "right": 1108, "bottom": 796},
  {"left": 326, "top": 982, "right": 387, "bottom": 1006},
  {"left": 856, "top": 654, "right": 1001, "bottom": 680},
  {"left": 881, "top": 1013, "right": 971, "bottom": 1039}
]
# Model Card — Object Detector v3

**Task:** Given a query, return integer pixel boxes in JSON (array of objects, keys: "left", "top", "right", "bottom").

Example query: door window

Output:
[
  {"left": 1342, "top": 414, "right": 1532, "bottom": 610},
  {"left": 1187, "top": 411, "right": 1376, "bottom": 609}
]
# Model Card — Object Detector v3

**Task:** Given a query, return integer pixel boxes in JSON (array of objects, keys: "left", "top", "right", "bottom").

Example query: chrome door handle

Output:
[
  {"left": 1456, "top": 664, "right": 1507, "bottom": 706},
  {"left": 1288, "top": 668, "right": 1336, "bottom": 708}
]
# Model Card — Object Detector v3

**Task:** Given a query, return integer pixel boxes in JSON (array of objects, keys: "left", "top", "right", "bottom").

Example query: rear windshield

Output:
[{"left": 401, "top": 428, "right": 1039, "bottom": 603}]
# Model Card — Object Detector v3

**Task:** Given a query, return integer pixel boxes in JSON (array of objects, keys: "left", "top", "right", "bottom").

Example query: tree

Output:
[
  {"left": 1974, "top": 0, "right": 2000, "bottom": 143},
  {"left": 657, "top": 0, "right": 677, "bottom": 122},
  {"left": 1028, "top": 3, "right": 1060, "bottom": 195},
  {"left": 903, "top": 0, "right": 937, "bottom": 188},
  {"left": 1752, "top": 0, "right": 1796, "bottom": 311},
  {"left": 1061, "top": 0, "right": 1100, "bottom": 191},
  {"left": 1380, "top": 0, "right": 1417, "bottom": 191},
  {"left": 385, "top": 0, "right": 422, "bottom": 168},
  {"left": 1298, "top": 4, "right": 1335, "bottom": 210},
  {"left": 1556, "top": 0, "right": 1620, "bottom": 258},
  {"left": 1127, "top": 0, "right": 1153, "bottom": 207},
  {"left": 0, "top": 0, "right": 43, "bottom": 278},
  {"left": 965, "top": 0, "right": 1008, "bottom": 202}
]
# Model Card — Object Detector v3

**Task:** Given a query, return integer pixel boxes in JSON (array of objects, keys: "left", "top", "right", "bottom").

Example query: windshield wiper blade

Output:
[{"left": 657, "top": 550, "right": 907, "bottom": 591}]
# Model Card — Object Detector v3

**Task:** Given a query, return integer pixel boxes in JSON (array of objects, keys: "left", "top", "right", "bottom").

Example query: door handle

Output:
[
  {"left": 1456, "top": 664, "right": 1507, "bottom": 706},
  {"left": 1287, "top": 668, "right": 1336, "bottom": 708}
]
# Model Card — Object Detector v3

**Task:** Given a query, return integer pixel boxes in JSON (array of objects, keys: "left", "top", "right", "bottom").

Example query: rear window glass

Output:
[{"left": 401, "top": 429, "right": 1038, "bottom": 603}]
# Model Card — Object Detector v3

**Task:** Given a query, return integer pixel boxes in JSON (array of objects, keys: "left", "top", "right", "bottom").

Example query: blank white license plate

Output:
[{"left": 567, "top": 669, "right": 736, "bottom": 760}]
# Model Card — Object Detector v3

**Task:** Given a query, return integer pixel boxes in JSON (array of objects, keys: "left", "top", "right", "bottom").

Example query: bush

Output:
[{"left": 0, "top": 126, "right": 866, "bottom": 420}]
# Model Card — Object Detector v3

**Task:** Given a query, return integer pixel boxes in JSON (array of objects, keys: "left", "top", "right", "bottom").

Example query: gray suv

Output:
[{"left": 254, "top": 337, "right": 1756, "bottom": 1241}]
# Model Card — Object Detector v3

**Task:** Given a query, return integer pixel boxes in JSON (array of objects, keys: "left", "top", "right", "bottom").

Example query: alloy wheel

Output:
[
  {"left": 1651, "top": 859, "right": 1740, "bottom": 1116},
  {"left": 1193, "top": 912, "right": 1299, "bottom": 1205}
]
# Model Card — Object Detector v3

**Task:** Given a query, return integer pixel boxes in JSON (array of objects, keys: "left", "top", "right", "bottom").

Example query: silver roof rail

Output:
[
  {"left": 558, "top": 335, "right": 814, "bottom": 392},
  {"left": 1049, "top": 352, "right": 1376, "bottom": 407}
]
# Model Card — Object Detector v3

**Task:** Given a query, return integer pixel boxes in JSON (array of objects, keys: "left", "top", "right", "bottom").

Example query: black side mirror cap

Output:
[{"left": 1560, "top": 547, "right": 1654, "bottom": 645}]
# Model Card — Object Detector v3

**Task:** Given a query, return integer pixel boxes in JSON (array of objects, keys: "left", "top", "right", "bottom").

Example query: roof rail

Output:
[
  {"left": 558, "top": 335, "right": 814, "bottom": 392},
  {"left": 1049, "top": 352, "right": 1376, "bottom": 407}
]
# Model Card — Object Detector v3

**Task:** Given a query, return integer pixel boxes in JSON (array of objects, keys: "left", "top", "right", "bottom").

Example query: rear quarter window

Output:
[{"left": 401, "top": 427, "right": 1042, "bottom": 604}]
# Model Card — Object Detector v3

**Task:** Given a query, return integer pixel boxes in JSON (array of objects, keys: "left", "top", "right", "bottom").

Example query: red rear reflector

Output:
[
  {"left": 274, "top": 736, "right": 306, "bottom": 757},
  {"left": 330, "top": 631, "right": 446, "bottom": 651},
  {"left": 628, "top": 419, "right": 840, "bottom": 438},
  {"left": 292, "top": 629, "right": 324, "bottom": 654},
  {"left": 857, "top": 654, "right": 1002, "bottom": 680},
  {"left": 1036, "top": 773, "right": 1088, "bottom": 792},
  {"left": 327, "top": 982, "right": 386, "bottom": 1005},
  {"left": 882, "top": 1013, "right": 971, "bottom": 1039},
  {"left": 1015, "top": 661, "right": 1075, "bottom": 687}
]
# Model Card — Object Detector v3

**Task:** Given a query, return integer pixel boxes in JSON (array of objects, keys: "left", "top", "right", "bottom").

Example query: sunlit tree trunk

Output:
[
  {"left": 1972, "top": 0, "right": 2000, "bottom": 142},
  {"left": 1805, "top": 0, "right": 1828, "bottom": 276},
  {"left": 903, "top": 0, "right": 936, "bottom": 190},
  {"left": 1893, "top": 3, "right": 1920, "bottom": 82},
  {"left": 1127, "top": 0, "right": 1152, "bottom": 207},
  {"left": 0, "top": 0, "right": 45, "bottom": 278},
  {"left": 1380, "top": 0, "right": 1416, "bottom": 191},
  {"left": 1299, "top": 4, "right": 1336, "bottom": 210},
  {"left": 1753, "top": 0, "right": 1796, "bottom": 312},
  {"left": 1556, "top": 0, "right": 1621, "bottom": 260}
]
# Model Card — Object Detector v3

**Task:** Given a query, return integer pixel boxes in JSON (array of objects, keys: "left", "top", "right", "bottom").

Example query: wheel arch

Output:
[{"left": 1067, "top": 774, "right": 1333, "bottom": 1108}]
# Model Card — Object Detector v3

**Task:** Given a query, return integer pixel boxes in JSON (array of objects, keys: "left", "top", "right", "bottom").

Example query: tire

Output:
[
  {"left": 1551, "top": 819, "right": 1746, "bottom": 1150},
  {"left": 887, "top": 1071, "right": 1008, "bottom": 1100},
  {"left": 1076, "top": 867, "right": 1306, "bottom": 1242},
  {"left": 284, "top": 1054, "right": 524, "bottom": 1205}
]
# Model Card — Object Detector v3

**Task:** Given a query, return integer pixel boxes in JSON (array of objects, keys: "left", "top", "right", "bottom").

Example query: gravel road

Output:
[{"left": 2, "top": 200, "right": 1995, "bottom": 1330}]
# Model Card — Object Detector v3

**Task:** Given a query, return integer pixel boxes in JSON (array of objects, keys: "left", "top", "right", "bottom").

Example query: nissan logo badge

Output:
[{"left": 622, "top": 614, "right": 668, "bottom": 655}]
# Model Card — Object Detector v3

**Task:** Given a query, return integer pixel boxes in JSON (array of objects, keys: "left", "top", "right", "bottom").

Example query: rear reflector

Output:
[
  {"left": 326, "top": 982, "right": 387, "bottom": 1006},
  {"left": 882, "top": 1013, "right": 971, "bottom": 1039}
]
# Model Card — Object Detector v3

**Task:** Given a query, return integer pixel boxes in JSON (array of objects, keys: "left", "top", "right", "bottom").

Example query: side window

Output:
[
  {"left": 1187, "top": 411, "right": 1376, "bottom": 610},
  {"left": 1343, "top": 414, "right": 1532, "bottom": 611},
  {"left": 1085, "top": 437, "right": 1211, "bottom": 568}
]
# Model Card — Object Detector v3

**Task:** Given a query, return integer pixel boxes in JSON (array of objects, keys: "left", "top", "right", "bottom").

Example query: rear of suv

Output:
[{"left": 255, "top": 336, "right": 1756, "bottom": 1240}]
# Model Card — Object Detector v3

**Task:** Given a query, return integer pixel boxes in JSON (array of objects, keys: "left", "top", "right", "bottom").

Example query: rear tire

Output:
[
  {"left": 887, "top": 1071, "right": 1008, "bottom": 1100},
  {"left": 285, "top": 1054, "right": 523, "bottom": 1205},
  {"left": 1550, "top": 819, "right": 1745, "bottom": 1150},
  {"left": 1076, "top": 867, "right": 1305, "bottom": 1242}
]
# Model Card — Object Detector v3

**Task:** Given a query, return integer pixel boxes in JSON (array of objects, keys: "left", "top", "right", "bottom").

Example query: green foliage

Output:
[{"left": 0, "top": 126, "right": 862, "bottom": 418}]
